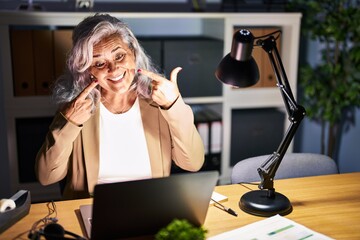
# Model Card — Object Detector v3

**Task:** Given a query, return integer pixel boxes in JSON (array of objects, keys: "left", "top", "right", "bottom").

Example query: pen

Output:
[{"left": 211, "top": 198, "right": 238, "bottom": 217}]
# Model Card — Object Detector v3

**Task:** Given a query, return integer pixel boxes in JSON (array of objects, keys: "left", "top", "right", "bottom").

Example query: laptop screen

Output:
[{"left": 80, "top": 171, "right": 219, "bottom": 240}]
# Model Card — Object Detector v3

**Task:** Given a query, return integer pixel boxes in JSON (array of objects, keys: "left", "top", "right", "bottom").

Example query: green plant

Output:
[
  {"left": 155, "top": 219, "right": 207, "bottom": 240},
  {"left": 287, "top": 0, "right": 360, "bottom": 159}
]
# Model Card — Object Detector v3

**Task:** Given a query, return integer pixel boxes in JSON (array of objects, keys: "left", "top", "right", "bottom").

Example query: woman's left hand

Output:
[{"left": 138, "top": 67, "right": 181, "bottom": 109}]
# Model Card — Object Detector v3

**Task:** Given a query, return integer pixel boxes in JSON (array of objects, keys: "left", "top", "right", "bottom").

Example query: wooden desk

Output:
[{"left": 1, "top": 172, "right": 360, "bottom": 239}]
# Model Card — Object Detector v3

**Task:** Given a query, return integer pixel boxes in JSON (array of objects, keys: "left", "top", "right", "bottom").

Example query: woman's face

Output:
[{"left": 90, "top": 34, "right": 136, "bottom": 95}]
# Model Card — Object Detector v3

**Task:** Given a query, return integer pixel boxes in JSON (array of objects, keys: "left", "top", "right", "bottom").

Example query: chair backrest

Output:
[{"left": 231, "top": 153, "right": 338, "bottom": 184}]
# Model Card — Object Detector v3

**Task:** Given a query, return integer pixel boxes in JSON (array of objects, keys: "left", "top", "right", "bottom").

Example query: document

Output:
[
  {"left": 210, "top": 191, "right": 228, "bottom": 205},
  {"left": 208, "top": 214, "right": 334, "bottom": 240}
]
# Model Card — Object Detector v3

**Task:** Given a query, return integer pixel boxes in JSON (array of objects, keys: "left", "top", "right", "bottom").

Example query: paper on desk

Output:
[
  {"left": 208, "top": 214, "right": 334, "bottom": 240},
  {"left": 210, "top": 192, "right": 228, "bottom": 205}
]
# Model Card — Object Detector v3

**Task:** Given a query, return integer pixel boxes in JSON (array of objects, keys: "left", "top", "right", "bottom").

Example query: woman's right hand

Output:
[{"left": 60, "top": 80, "right": 99, "bottom": 126}]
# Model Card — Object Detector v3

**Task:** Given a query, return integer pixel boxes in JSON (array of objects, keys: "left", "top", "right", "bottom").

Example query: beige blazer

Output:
[{"left": 35, "top": 96, "right": 205, "bottom": 199}]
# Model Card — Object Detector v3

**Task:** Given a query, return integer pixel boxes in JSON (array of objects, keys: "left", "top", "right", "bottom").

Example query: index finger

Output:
[
  {"left": 77, "top": 80, "right": 99, "bottom": 100},
  {"left": 138, "top": 69, "right": 167, "bottom": 83}
]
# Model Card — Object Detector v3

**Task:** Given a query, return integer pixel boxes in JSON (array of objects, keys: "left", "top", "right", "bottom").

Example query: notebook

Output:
[{"left": 79, "top": 171, "right": 219, "bottom": 240}]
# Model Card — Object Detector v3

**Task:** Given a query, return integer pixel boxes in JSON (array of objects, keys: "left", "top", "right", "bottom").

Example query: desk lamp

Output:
[{"left": 215, "top": 29, "right": 306, "bottom": 217}]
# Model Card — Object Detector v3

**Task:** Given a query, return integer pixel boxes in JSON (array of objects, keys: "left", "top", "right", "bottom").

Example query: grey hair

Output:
[{"left": 52, "top": 13, "right": 158, "bottom": 109}]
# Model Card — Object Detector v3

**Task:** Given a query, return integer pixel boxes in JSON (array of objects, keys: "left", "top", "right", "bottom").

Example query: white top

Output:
[{"left": 98, "top": 98, "right": 152, "bottom": 184}]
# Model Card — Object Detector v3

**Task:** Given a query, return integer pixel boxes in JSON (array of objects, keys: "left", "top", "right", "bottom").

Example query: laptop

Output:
[{"left": 79, "top": 171, "right": 219, "bottom": 239}]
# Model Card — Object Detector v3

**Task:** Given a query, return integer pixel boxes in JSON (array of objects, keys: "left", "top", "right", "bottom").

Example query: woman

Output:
[{"left": 35, "top": 13, "right": 205, "bottom": 199}]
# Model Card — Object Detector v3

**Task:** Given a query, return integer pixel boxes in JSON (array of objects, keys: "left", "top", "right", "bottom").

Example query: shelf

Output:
[{"left": 0, "top": 11, "right": 301, "bottom": 200}]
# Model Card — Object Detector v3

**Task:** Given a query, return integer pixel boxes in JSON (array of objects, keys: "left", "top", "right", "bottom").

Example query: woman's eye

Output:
[
  {"left": 115, "top": 54, "right": 125, "bottom": 61},
  {"left": 94, "top": 62, "right": 106, "bottom": 68}
]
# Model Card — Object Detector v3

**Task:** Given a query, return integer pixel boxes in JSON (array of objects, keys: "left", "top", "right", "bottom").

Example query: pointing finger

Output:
[
  {"left": 77, "top": 80, "right": 99, "bottom": 100},
  {"left": 138, "top": 69, "right": 167, "bottom": 83}
]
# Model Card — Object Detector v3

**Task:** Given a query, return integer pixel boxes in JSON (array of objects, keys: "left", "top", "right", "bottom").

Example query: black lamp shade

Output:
[
  {"left": 215, "top": 29, "right": 260, "bottom": 88},
  {"left": 215, "top": 54, "right": 259, "bottom": 88}
]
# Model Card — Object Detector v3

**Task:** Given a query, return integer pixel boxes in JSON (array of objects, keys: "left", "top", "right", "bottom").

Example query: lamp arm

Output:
[{"left": 256, "top": 36, "right": 306, "bottom": 193}]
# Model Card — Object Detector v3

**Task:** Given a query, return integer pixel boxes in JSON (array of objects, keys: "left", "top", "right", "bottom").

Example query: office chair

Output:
[{"left": 231, "top": 153, "right": 339, "bottom": 184}]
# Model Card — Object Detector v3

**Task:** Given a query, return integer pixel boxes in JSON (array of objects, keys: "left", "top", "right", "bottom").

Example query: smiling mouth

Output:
[{"left": 109, "top": 72, "right": 125, "bottom": 81}]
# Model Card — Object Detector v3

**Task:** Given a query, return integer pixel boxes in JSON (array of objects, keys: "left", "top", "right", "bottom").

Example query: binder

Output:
[
  {"left": 10, "top": 29, "right": 36, "bottom": 96},
  {"left": 193, "top": 105, "right": 222, "bottom": 173},
  {"left": 202, "top": 106, "right": 222, "bottom": 173},
  {"left": 53, "top": 29, "right": 73, "bottom": 79},
  {"left": 33, "top": 29, "right": 54, "bottom": 95}
]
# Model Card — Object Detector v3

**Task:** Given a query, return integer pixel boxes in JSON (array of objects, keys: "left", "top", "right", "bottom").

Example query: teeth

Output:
[{"left": 110, "top": 73, "right": 124, "bottom": 81}]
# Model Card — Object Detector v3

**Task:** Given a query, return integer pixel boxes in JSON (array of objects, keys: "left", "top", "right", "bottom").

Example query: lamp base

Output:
[{"left": 239, "top": 190, "right": 292, "bottom": 217}]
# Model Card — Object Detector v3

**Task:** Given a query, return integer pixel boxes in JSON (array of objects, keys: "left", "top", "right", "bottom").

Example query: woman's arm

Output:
[
  {"left": 136, "top": 67, "right": 205, "bottom": 171},
  {"left": 35, "top": 112, "right": 82, "bottom": 185},
  {"left": 160, "top": 96, "right": 205, "bottom": 171}
]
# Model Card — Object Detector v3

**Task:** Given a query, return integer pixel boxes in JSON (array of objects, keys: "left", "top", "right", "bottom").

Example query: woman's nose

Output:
[{"left": 107, "top": 61, "right": 118, "bottom": 72}]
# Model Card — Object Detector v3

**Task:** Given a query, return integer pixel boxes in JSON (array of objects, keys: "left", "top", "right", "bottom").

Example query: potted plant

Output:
[
  {"left": 155, "top": 219, "right": 207, "bottom": 240},
  {"left": 287, "top": 0, "right": 360, "bottom": 160}
]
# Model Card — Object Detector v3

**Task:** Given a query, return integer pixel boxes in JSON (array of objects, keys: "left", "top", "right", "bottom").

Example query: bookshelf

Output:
[{"left": 0, "top": 11, "right": 301, "bottom": 202}]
